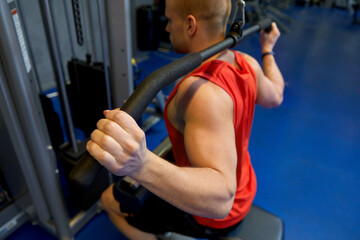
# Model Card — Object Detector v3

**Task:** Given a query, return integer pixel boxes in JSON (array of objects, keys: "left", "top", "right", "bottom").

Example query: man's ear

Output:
[{"left": 186, "top": 15, "right": 197, "bottom": 37}]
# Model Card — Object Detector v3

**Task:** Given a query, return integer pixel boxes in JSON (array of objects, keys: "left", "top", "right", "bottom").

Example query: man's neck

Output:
[{"left": 189, "top": 31, "right": 225, "bottom": 53}]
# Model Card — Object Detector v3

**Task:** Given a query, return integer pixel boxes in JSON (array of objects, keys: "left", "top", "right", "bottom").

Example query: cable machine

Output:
[{"left": 0, "top": 0, "right": 134, "bottom": 239}]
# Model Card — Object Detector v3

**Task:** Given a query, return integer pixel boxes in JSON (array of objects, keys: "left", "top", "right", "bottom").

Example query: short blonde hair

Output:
[{"left": 174, "top": 0, "right": 231, "bottom": 36}]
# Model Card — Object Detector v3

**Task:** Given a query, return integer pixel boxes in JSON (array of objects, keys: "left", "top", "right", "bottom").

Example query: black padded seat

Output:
[
  {"left": 158, "top": 205, "right": 284, "bottom": 240},
  {"left": 221, "top": 204, "right": 284, "bottom": 240}
]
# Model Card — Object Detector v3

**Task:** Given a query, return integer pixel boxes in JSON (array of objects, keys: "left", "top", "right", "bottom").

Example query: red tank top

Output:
[{"left": 164, "top": 50, "right": 257, "bottom": 229}]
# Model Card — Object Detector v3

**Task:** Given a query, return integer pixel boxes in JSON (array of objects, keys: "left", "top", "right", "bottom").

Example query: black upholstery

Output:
[
  {"left": 157, "top": 204, "right": 284, "bottom": 240},
  {"left": 221, "top": 204, "right": 284, "bottom": 240}
]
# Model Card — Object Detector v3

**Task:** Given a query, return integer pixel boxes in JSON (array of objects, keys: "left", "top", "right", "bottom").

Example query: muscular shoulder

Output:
[
  {"left": 234, "top": 51, "right": 262, "bottom": 88},
  {"left": 176, "top": 76, "right": 234, "bottom": 127},
  {"left": 235, "top": 51, "right": 261, "bottom": 73}
]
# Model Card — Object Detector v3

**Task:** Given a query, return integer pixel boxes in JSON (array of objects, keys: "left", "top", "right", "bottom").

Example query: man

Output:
[{"left": 86, "top": 0, "right": 284, "bottom": 239}]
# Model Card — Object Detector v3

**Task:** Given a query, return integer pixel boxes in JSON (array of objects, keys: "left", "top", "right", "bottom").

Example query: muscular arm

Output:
[
  {"left": 135, "top": 77, "right": 237, "bottom": 218},
  {"left": 246, "top": 22, "right": 285, "bottom": 108},
  {"left": 87, "top": 77, "right": 237, "bottom": 219}
]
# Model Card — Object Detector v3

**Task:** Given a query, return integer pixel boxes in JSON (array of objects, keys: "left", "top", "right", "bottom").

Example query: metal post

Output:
[
  {"left": 62, "top": 0, "right": 76, "bottom": 57},
  {"left": 97, "top": 0, "right": 112, "bottom": 110},
  {"left": 39, "top": 0, "right": 78, "bottom": 153},
  {"left": 0, "top": 1, "right": 73, "bottom": 239},
  {"left": 105, "top": 0, "right": 134, "bottom": 107},
  {"left": 0, "top": 54, "right": 48, "bottom": 235}
]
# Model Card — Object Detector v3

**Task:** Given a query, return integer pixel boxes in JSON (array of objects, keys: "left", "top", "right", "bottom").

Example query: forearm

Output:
[
  {"left": 260, "top": 22, "right": 284, "bottom": 101},
  {"left": 131, "top": 150, "right": 235, "bottom": 219},
  {"left": 262, "top": 53, "right": 284, "bottom": 98}
]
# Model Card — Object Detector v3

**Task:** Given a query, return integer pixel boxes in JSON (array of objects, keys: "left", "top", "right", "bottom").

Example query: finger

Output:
[
  {"left": 272, "top": 22, "right": 278, "bottom": 31},
  {"left": 104, "top": 108, "right": 120, "bottom": 116},
  {"left": 95, "top": 116, "right": 145, "bottom": 162},
  {"left": 90, "top": 128, "right": 124, "bottom": 161},
  {"left": 86, "top": 139, "right": 120, "bottom": 173},
  {"left": 96, "top": 118, "right": 131, "bottom": 146},
  {"left": 271, "top": 22, "right": 281, "bottom": 36},
  {"left": 105, "top": 110, "right": 143, "bottom": 136}
]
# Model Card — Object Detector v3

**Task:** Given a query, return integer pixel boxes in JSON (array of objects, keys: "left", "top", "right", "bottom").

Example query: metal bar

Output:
[
  {"left": 199, "top": 38, "right": 234, "bottom": 61},
  {"left": 62, "top": 0, "right": 76, "bottom": 57},
  {"left": 39, "top": 0, "right": 78, "bottom": 152},
  {"left": 0, "top": 55, "right": 49, "bottom": 226},
  {"left": 83, "top": 0, "right": 96, "bottom": 57},
  {"left": 121, "top": 52, "right": 203, "bottom": 120},
  {"left": 105, "top": 0, "right": 134, "bottom": 107},
  {"left": 0, "top": 1, "right": 73, "bottom": 239},
  {"left": 0, "top": 210, "right": 27, "bottom": 239},
  {"left": 97, "top": 0, "right": 115, "bottom": 185},
  {"left": 69, "top": 200, "right": 101, "bottom": 235},
  {"left": 97, "top": 0, "right": 112, "bottom": 109},
  {"left": 15, "top": 1, "right": 43, "bottom": 94}
]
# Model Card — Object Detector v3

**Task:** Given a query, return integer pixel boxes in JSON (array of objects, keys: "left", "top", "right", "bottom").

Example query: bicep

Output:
[
  {"left": 182, "top": 80, "right": 237, "bottom": 181},
  {"left": 256, "top": 73, "right": 282, "bottom": 108},
  {"left": 245, "top": 54, "right": 281, "bottom": 108}
]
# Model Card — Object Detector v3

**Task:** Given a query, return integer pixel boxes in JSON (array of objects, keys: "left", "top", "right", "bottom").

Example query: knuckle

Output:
[
  {"left": 135, "top": 129, "right": 146, "bottom": 141},
  {"left": 98, "top": 152, "right": 108, "bottom": 162},
  {"left": 103, "top": 120, "right": 116, "bottom": 132},
  {"left": 117, "top": 111, "right": 136, "bottom": 128},
  {"left": 99, "top": 134, "right": 112, "bottom": 146},
  {"left": 124, "top": 140, "right": 138, "bottom": 153},
  {"left": 96, "top": 118, "right": 105, "bottom": 129},
  {"left": 90, "top": 130, "right": 97, "bottom": 140},
  {"left": 86, "top": 141, "right": 93, "bottom": 152},
  {"left": 114, "top": 110, "right": 126, "bottom": 122}
]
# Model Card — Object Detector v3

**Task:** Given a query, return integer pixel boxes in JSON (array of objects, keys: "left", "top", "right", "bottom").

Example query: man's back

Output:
[{"left": 164, "top": 50, "right": 258, "bottom": 228}]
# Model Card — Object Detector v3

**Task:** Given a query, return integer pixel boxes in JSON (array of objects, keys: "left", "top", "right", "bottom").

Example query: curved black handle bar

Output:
[{"left": 69, "top": 18, "right": 273, "bottom": 188}]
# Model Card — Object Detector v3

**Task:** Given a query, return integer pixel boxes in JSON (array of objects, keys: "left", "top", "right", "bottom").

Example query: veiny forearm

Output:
[{"left": 131, "top": 150, "right": 235, "bottom": 219}]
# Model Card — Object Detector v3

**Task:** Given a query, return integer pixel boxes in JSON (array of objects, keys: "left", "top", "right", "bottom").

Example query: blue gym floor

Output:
[{"left": 7, "top": 5, "right": 360, "bottom": 240}]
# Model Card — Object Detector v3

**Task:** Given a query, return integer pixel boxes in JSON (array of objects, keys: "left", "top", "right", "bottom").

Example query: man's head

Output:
[{"left": 165, "top": 0, "right": 231, "bottom": 53}]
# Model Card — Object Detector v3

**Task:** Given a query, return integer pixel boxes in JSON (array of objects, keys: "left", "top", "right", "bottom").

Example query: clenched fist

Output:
[{"left": 86, "top": 109, "right": 148, "bottom": 177}]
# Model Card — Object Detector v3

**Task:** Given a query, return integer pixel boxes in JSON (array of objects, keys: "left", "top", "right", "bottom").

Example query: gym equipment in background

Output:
[
  {"left": 39, "top": 0, "right": 111, "bottom": 212},
  {"left": 137, "top": 5, "right": 160, "bottom": 51},
  {"left": 0, "top": 0, "right": 134, "bottom": 238},
  {"left": 67, "top": 55, "right": 108, "bottom": 138}
]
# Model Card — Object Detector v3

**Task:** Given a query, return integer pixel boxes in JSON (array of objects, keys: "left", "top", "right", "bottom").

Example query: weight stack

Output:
[
  {"left": 137, "top": 5, "right": 160, "bottom": 51},
  {"left": 67, "top": 57, "right": 108, "bottom": 137}
]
